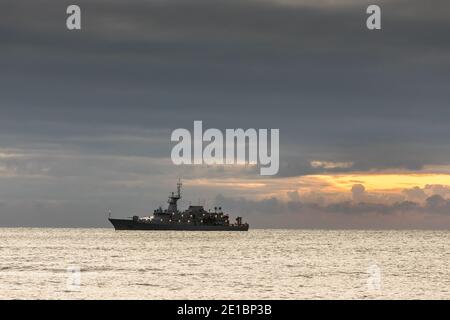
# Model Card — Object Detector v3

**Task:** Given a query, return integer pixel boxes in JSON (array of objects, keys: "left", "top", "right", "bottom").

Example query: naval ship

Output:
[{"left": 108, "top": 181, "right": 249, "bottom": 231}]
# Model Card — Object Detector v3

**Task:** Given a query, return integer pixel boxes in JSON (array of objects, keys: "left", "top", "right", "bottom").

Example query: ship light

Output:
[
  {"left": 188, "top": 220, "right": 190, "bottom": 223},
  {"left": 178, "top": 220, "right": 181, "bottom": 222}
]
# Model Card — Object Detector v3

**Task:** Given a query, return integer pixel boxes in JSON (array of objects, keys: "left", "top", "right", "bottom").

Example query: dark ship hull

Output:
[
  {"left": 109, "top": 218, "right": 249, "bottom": 231},
  {"left": 108, "top": 180, "right": 249, "bottom": 231}
]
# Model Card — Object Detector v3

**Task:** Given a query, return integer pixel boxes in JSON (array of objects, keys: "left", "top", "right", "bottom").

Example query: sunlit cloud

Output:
[
  {"left": 315, "top": 173, "right": 450, "bottom": 193},
  {"left": 183, "top": 171, "right": 450, "bottom": 206},
  {"left": 188, "top": 178, "right": 267, "bottom": 189},
  {"left": 310, "top": 160, "right": 354, "bottom": 169}
]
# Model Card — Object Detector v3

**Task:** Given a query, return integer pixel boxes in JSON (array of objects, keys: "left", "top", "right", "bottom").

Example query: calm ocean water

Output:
[{"left": 0, "top": 228, "right": 449, "bottom": 299}]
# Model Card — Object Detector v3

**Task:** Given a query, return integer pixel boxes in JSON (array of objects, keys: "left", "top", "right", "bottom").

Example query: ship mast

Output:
[
  {"left": 177, "top": 179, "right": 182, "bottom": 198},
  {"left": 167, "top": 179, "right": 182, "bottom": 213}
]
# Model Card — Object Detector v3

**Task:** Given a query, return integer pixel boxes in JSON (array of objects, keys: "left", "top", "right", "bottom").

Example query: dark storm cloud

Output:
[
  {"left": 2, "top": 0, "right": 449, "bottom": 168},
  {"left": 215, "top": 192, "right": 450, "bottom": 228},
  {"left": 216, "top": 193, "right": 424, "bottom": 216},
  {"left": 1, "top": 0, "right": 450, "bottom": 226}
]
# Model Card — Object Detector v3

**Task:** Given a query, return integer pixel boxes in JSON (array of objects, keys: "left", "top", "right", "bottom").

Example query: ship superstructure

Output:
[{"left": 108, "top": 181, "right": 249, "bottom": 231}]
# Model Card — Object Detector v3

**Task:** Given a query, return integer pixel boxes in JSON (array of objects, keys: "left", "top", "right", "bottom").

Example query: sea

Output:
[{"left": 0, "top": 228, "right": 449, "bottom": 299}]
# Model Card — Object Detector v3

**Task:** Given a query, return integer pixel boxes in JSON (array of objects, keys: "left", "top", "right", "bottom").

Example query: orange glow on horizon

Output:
[
  {"left": 185, "top": 172, "right": 450, "bottom": 200},
  {"left": 313, "top": 173, "right": 450, "bottom": 192}
]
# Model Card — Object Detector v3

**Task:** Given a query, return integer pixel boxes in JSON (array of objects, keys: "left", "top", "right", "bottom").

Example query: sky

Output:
[{"left": 1, "top": 0, "right": 450, "bottom": 228}]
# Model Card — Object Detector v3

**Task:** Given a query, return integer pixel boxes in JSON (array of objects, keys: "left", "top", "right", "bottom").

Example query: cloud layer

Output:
[{"left": 1, "top": 0, "right": 450, "bottom": 227}]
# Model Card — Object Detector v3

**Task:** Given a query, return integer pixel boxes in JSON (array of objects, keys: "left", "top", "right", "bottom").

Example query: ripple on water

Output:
[{"left": 0, "top": 228, "right": 449, "bottom": 299}]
